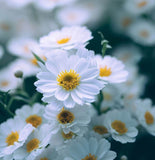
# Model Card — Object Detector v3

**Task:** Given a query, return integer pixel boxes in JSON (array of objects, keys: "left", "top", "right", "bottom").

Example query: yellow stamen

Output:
[
  {"left": 82, "top": 153, "right": 97, "bottom": 160},
  {"left": 40, "top": 158, "right": 48, "bottom": 160},
  {"left": 31, "top": 58, "right": 38, "bottom": 66},
  {"left": 62, "top": 131, "right": 74, "bottom": 139},
  {"left": 6, "top": 131, "right": 19, "bottom": 146},
  {"left": 93, "top": 125, "right": 108, "bottom": 135},
  {"left": 57, "top": 69, "right": 80, "bottom": 91},
  {"left": 122, "top": 18, "right": 132, "bottom": 27},
  {"left": 111, "top": 120, "right": 128, "bottom": 135},
  {"left": 99, "top": 66, "right": 112, "bottom": 77},
  {"left": 57, "top": 38, "right": 70, "bottom": 44},
  {"left": 145, "top": 111, "right": 154, "bottom": 125},
  {"left": 57, "top": 107, "right": 75, "bottom": 124},
  {"left": 137, "top": 1, "right": 147, "bottom": 8},
  {"left": 1, "top": 81, "right": 9, "bottom": 87},
  {"left": 26, "top": 115, "right": 42, "bottom": 128},
  {"left": 26, "top": 138, "right": 40, "bottom": 152},
  {"left": 140, "top": 30, "right": 149, "bottom": 38},
  {"left": 0, "top": 24, "right": 10, "bottom": 31}
]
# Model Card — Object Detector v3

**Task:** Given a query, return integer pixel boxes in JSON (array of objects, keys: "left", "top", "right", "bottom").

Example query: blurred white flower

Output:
[
  {"left": 0, "top": 117, "right": 34, "bottom": 158},
  {"left": 39, "top": 26, "right": 93, "bottom": 51},
  {"left": 104, "top": 109, "right": 138, "bottom": 143},
  {"left": 0, "top": 45, "right": 4, "bottom": 59},
  {"left": 95, "top": 55, "right": 128, "bottom": 84}
]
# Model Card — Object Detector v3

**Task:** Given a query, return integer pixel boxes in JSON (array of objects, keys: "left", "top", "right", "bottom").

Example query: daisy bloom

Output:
[
  {"left": 127, "top": 20, "right": 155, "bottom": 46},
  {"left": 95, "top": 55, "right": 128, "bottom": 84},
  {"left": 35, "top": 54, "right": 105, "bottom": 108},
  {"left": 124, "top": 0, "right": 155, "bottom": 15},
  {"left": 134, "top": 99, "right": 155, "bottom": 136},
  {"left": 15, "top": 103, "right": 46, "bottom": 129},
  {"left": 44, "top": 99, "right": 91, "bottom": 136},
  {"left": 104, "top": 109, "right": 138, "bottom": 143},
  {"left": 0, "top": 117, "right": 34, "bottom": 158},
  {"left": 56, "top": 5, "right": 90, "bottom": 26},
  {"left": 39, "top": 26, "right": 93, "bottom": 51},
  {"left": 0, "top": 45, "right": 4, "bottom": 59},
  {"left": 61, "top": 137, "right": 116, "bottom": 160},
  {"left": 13, "top": 124, "right": 53, "bottom": 160}
]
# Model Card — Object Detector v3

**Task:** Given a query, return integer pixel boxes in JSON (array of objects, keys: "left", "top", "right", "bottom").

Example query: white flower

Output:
[
  {"left": 104, "top": 109, "right": 138, "bottom": 143},
  {"left": 95, "top": 55, "right": 128, "bottom": 83},
  {"left": 13, "top": 125, "right": 53, "bottom": 160},
  {"left": 61, "top": 137, "right": 116, "bottom": 160},
  {"left": 0, "top": 117, "right": 34, "bottom": 158},
  {"left": 35, "top": 54, "right": 105, "bottom": 108},
  {"left": 39, "top": 26, "right": 93, "bottom": 51},
  {"left": 0, "top": 66, "right": 21, "bottom": 92},
  {"left": 88, "top": 114, "right": 110, "bottom": 138},
  {"left": 33, "top": 0, "right": 77, "bottom": 11},
  {"left": 124, "top": 0, "right": 155, "bottom": 15},
  {"left": 134, "top": 99, "right": 155, "bottom": 136},
  {"left": 0, "top": 45, "right": 4, "bottom": 59},
  {"left": 44, "top": 99, "right": 91, "bottom": 136},
  {"left": 56, "top": 5, "right": 90, "bottom": 26},
  {"left": 15, "top": 103, "right": 46, "bottom": 129},
  {"left": 127, "top": 19, "right": 155, "bottom": 46},
  {"left": 34, "top": 146, "right": 58, "bottom": 160},
  {"left": 7, "top": 37, "right": 38, "bottom": 59},
  {"left": 112, "top": 44, "right": 142, "bottom": 65}
]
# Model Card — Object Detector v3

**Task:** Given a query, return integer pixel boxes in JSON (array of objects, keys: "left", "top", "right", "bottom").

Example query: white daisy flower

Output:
[
  {"left": 124, "top": 0, "right": 155, "bottom": 15},
  {"left": 61, "top": 137, "right": 116, "bottom": 160},
  {"left": 34, "top": 0, "right": 77, "bottom": 11},
  {"left": 111, "top": 44, "right": 142, "bottom": 65},
  {"left": 0, "top": 117, "right": 34, "bottom": 158},
  {"left": 88, "top": 114, "right": 110, "bottom": 138},
  {"left": 13, "top": 124, "right": 53, "bottom": 160},
  {"left": 0, "top": 45, "right": 4, "bottom": 59},
  {"left": 35, "top": 54, "right": 105, "bottom": 108},
  {"left": 127, "top": 19, "right": 155, "bottom": 46},
  {"left": 44, "top": 99, "right": 91, "bottom": 136},
  {"left": 95, "top": 55, "right": 128, "bottom": 84},
  {"left": 104, "top": 109, "right": 138, "bottom": 143},
  {"left": 34, "top": 146, "right": 58, "bottom": 160},
  {"left": 39, "top": 26, "right": 93, "bottom": 51},
  {"left": 0, "top": 66, "right": 21, "bottom": 92},
  {"left": 7, "top": 37, "right": 38, "bottom": 59},
  {"left": 56, "top": 5, "right": 90, "bottom": 26},
  {"left": 134, "top": 99, "right": 155, "bottom": 136},
  {"left": 15, "top": 103, "right": 46, "bottom": 129}
]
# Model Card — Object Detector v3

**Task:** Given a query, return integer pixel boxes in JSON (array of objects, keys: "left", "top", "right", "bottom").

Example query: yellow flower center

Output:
[
  {"left": 111, "top": 120, "right": 128, "bottom": 135},
  {"left": 26, "top": 115, "right": 42, "bottom": 128},
  {"left": 0, "top": 23, "right": 10, "bottom": 31},
  {"left": 23, "top": 45, "right": 30, "bottom": 53},
  {"left": 1, "top": 80, "right": 9, "bottom": 87},
  {"left": 6, "top": 131, "right": 19, "bottom": 146},
  {"left": 93, "top": 125, "right": 108, "bottom": 135},
  {"left": 99, "top": 66, "right": 112, "bottom": 77},
  {"left": 40, "top": 158, "right": 48, "bottom": 160},
  {"left": 140, "top": 30, "right": 149, "bottom": 38},
  {"left": 82, "top": 153, "right": 97, "bottom": 160},
  {"left": 57, "top": 69, "right": 81, "bottom": 91},
  {"left": 103, "top": 92, "right": 112, "bottom": 101},
  {"left": 31, "top": 58, "right": 38, "bottom": 66},
  {"left": 57, "top": 38, "right": 71, "bottom": 44},
  {"left": 26, "top": 138, "right": 40, "bottom": 152},
  {"left": 62, "top": 131, "right": 74, "bottom": 139},
  {"left": 145, "top": 111, "right": 154, "bottom": 125},
  {"left": 57, "top": 107, "right": 75, "bottom": 124},
  {"left": 137, "top": 1, "right": 147, "bottom": 8},
  {"left": 122, "top": 18, "right": 132, "bottom": 27}
]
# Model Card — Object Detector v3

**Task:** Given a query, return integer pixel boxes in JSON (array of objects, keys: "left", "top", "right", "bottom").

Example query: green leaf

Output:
[{"left": 32, "top": 52, "right": 45, "bottom": 65}]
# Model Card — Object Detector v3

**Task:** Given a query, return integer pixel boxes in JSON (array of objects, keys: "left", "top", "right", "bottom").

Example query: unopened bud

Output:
[
  {"left": 121, "top": 155, "right": 128, "bottom": 160},
  {"left": 14, "top": 70, "right": 23, "bottom": 78}
]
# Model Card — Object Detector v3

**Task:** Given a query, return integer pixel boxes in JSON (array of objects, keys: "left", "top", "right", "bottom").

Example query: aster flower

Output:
[
  {"left": 104, "top": 109, "right": 138, "bottom": 143},
  {"left": 134, "top": 99, "right": 155, "bottom": 136},
  {"left": 15, "top": 103, "right": 46, "bottom": 129},
  {"left": 60, "top": 137, "right": 116, "bottom": 160},
  {"left": 35, "top": 54, "right": 105, "bottom": 108},
  {"left": 95, "top": 55, "right": 128, "bottom": 84},
  {"left": 39, "top": 26, "right": 93, "bottom": 51},
  {"left": 44, "top": 99, "right": 91, "bottom": 136},
  {"left": 0, "top": 117, "right": 34, "bottom": 158}
]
